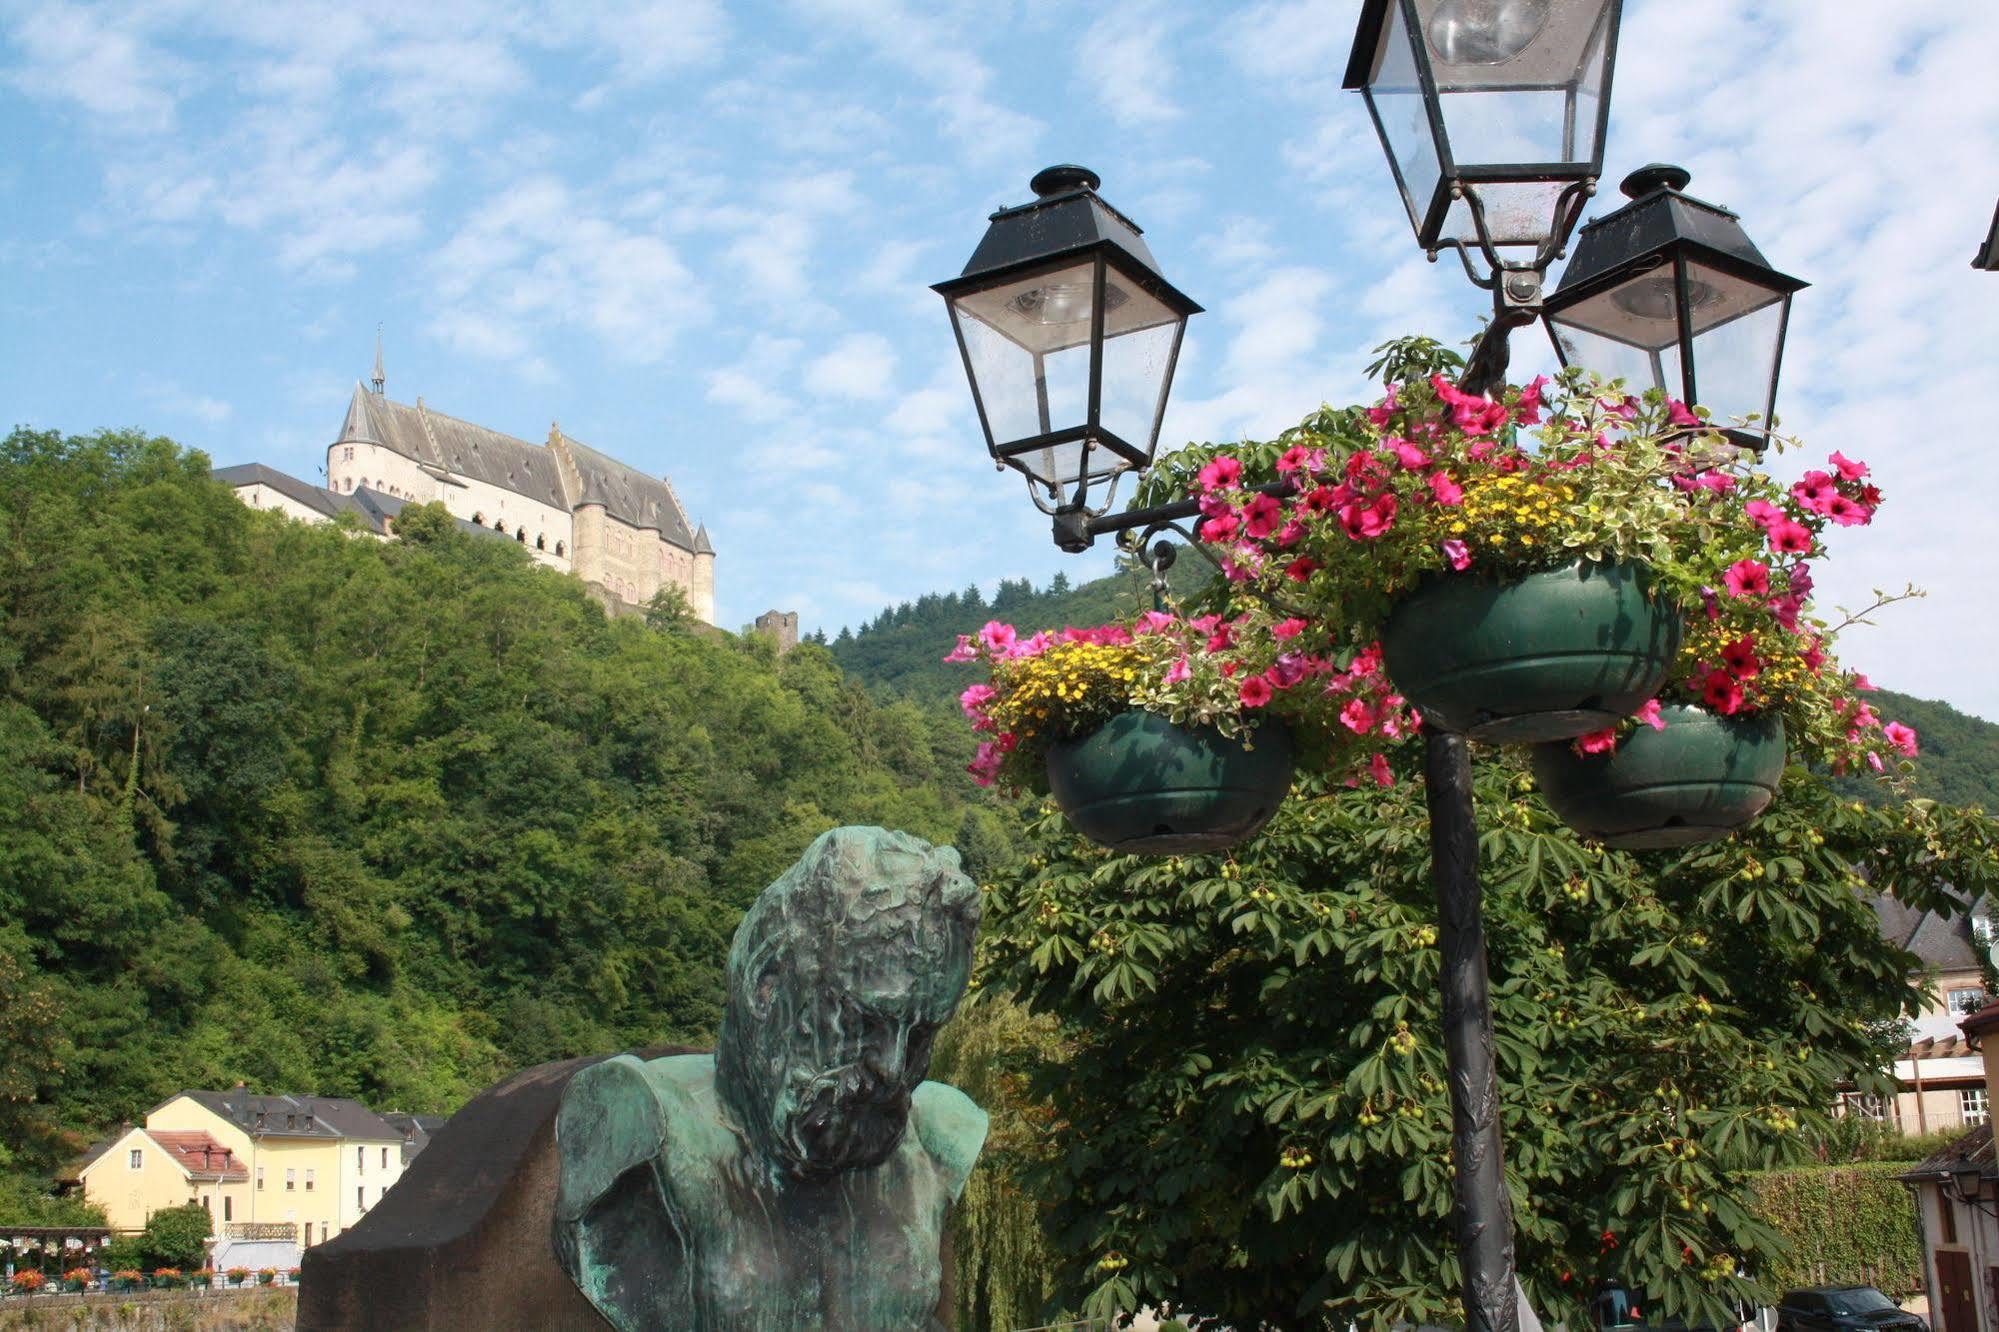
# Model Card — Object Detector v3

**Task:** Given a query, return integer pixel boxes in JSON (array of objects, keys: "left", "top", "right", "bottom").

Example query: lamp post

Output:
[{"left": 934, "top": 7, "right": 1799, "bottom": 1330}]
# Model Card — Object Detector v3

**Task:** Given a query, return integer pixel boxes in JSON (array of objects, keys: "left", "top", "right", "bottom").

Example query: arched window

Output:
[
  {"left": 516, "top": 527, "right": 526, "bottom": 543},
  {"left": 555, "top": 541, "right": 565, "bottom": 557},
  {"left": 536, "top": 534, "right": 546, "bottom": 550},
  {"left": 472, "top": 512, "right": 484, "bottom": 525}
]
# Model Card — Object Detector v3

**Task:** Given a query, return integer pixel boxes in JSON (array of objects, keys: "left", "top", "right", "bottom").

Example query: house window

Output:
[
  {"left": 287, "top": 1114, "right": 296, "bottom": 1130},
  {"left": 1942, "top": 1189, "right": 1961, "bottom": 1244},
  {"left": 129, "top": 1148, "right": 143, "bottom": 1170},
  {"left": 357, "top": 1147, "right": 365, "bottom": 1175},
  {"left": 1962, "top": 1088, "right": 1989, "bottom": 1125},
  {"left": 1841, "top": 1092, "right": 1887, "bottom": 1122},
  {"left": 224, "top": 1196, "right": 232, "bottom": 1222},
  {"left": 321, "top": 1222, "right": 329, "bottom": 1244},
  {"left": 286, "top": 1168, "right": 296, "bottom": 1192},
  {"left": 357, "top": 1186, "right": 366, "bottom": 1212},
  {"left": 257, "top": 1166, "right": 264, "bottom": 1191},
  {"left": 381, "top": 1147, "right": 389, "bottom": 1169},
  {"left": 1949, "top": 988, "right": 1987, "bottom": 1015},
  {"left": 305, "top": 1168, "right": 315, "bottom": 1191}
]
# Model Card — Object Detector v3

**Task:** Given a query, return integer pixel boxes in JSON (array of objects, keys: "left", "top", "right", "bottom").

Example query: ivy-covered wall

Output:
[{"left": 1746, "top": 1163, "right": 1924, "bottom": 1297}]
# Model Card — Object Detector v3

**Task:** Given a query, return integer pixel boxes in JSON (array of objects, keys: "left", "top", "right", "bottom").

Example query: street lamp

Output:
[
  {"left": 939, "top": 6, "right": 1648, "bottom": 1330},
  {"left": 1343, "top": 0, "right": 1620, "bottom": 285},
  {"left": 932, "top": 165, "right": 1200, "bottom": 552},
  {"left": 1542, "top": 164, "right": 1807, "bottom": 451},
  {"left": 1947, "top": 1160, "right": 1999, "bottom": 1217}
]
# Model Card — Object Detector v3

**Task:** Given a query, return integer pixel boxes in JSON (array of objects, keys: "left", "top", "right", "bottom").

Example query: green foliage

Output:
[
  {"left": 1745, "top": 1164, "right": 1921, "bottom": 1296},
  {"left": 1841, "top": 689, "right": 1999, "bottom": 810},
  {"left": 0, "top": 427, "right": 989, "bottom": 1191},
  {"left": 138, "top": 1203, "right": 212, "bottom": 1270},
  {"left": 982, "top": 757, "right": 1999, "bottom": 1331}
]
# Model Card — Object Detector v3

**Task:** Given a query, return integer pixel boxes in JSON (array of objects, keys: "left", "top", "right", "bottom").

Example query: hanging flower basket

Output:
[
  {"left": 1045, "top": 710, "right": 1295, "bottom": 855},
  {"left": 1382, "top": 558, "right": 1681, "bottom": 743},
  {"left": 1531, "top": 704, "right": 1786, "bottom": 849}
]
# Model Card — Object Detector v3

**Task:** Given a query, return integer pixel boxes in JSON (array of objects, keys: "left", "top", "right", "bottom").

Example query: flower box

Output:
[
  {"left": 1046, "top": 711, "right": 1294, "bottom": 854},
  {"left": 1532, "top": 704, "right": 1786, "bottom": 848}
]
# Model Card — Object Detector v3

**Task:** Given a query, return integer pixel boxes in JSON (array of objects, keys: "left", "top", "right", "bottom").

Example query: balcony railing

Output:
[{"left": 222, "top": 1222, "right": 297, "bottom": 1241}]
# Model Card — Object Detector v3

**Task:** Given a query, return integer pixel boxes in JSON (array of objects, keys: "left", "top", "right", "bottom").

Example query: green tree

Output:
[
  {"left": 983, "top": 764, "right": 1999, "bottom": 1331},
  {"left": 138, "top": 1203, "right": 212, "bottom": 1270}
]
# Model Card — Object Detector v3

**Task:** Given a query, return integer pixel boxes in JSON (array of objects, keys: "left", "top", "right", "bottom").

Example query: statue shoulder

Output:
[
  {"left": 555, "top": 1053, "right": 713, "bottom": 1220},
  {"left": 910, "top": 1081, "right": 988, "bottom": 1197}
]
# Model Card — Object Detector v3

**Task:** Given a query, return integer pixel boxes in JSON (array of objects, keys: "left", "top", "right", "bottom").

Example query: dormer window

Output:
[
  {"left": 286, "top": 1114, "right": 296, "bottom": 1130},
  {"left": 304, "top": 1114, "right": 315, "bottom": 1131}
]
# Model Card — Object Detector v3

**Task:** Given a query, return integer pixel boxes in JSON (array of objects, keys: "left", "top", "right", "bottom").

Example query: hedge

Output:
[{"left": 1746, "top": 1162, "right": 1924, "bottom": 1297}]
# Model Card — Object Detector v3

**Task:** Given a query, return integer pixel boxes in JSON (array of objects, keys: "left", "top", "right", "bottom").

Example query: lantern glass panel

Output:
[
  {"left": 1548, "top": 313, "right": 1683, "bottom": 401},
  {"left": 949, "top": 257, "right": 1100, "bottom": 449},
  {"left": 1686, "top": 282, "right": 1788, "bottom": 432},
  {"left": 1098, "top": 281, "right": 1184, "bottom": 458},
  {"left": 1362, "top": 0, "right": 1447, "bottom": 243}
]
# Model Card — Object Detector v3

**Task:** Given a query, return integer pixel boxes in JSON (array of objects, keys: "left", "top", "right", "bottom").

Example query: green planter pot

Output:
[
  {"left": 1531, "top": 705, "right": 1786, "bottom": 849},
  {"left": 1045, "top": 711, "right": 1294, "bottom": 855},
  {"left": 1383, "top": 559, "right": 1682, "bottom": 743}
]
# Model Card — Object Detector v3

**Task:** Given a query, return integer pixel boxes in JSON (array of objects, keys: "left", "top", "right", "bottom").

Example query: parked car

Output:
[{"left": 1777, "top": 1287, "right": 1927, "bottom": 1332}]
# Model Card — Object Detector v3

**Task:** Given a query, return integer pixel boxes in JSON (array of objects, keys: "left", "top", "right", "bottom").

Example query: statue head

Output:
[{"left": 714, "top": 827, "right": 981, "bottom": 1180}]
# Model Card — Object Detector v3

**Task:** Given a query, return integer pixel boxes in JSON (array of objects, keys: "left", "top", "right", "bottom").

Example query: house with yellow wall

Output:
[{"left": 78, "top": 1086, "right": 419, "bottom": 1248}]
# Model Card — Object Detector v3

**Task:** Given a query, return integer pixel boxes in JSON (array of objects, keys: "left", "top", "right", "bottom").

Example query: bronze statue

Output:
[{"left": 553, "top": 827, "right": 987, "bottom": 1330}]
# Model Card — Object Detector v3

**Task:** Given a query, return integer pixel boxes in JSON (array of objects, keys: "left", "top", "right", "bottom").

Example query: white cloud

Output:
[
  {"left": 804, "top": 333, "right": 897, "bottom": 400},
  {"left": 137, "top": 376, "right": 233, "bottom": 425},
  {"left": 706, "top": 335, "right": 803, "bottom": 425},
  {"left": 1076, "top": 4, "right": 1183, "bottom": 129},
  {"left": 5, "top": 1, "right": 185, "bottom": 131}
]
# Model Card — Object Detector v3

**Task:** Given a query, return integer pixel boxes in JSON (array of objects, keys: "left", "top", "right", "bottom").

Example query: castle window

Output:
[
  {"left": 343, "top": 447, "right": 353, "bottom": 460},
  {"left": 555, "top": 542, "right": 565, "bottom": 557},
  {"left": 517, "top": 527, "right": 527, "bottom": 543},
  {"left": 536, "top": 534, "right": 545, "bottom": 550}
]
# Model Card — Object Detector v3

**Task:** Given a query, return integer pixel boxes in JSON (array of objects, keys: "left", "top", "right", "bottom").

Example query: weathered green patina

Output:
[{"left": 553, "top": 827, "right": 988, "bottom": 1331}]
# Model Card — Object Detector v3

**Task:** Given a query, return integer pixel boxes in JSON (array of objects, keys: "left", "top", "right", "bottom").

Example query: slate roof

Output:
[
  {"left": 379, "top": 1112, "right": 447, "bottom": 1165},
  {"left": 215, "top": 463, "right": 510, "bottom": 543},
  {"left": 165, "top": 1089, "right": 404, "bottom": 1143},
  {"left": 1899, "top": 1120, "right": 1991, "bottom": 1182},
  {"left": 559, "top": 432, "right": 697, "bottom": 546},
  {"left": 1873, "top": 893, "right": 1985, "bottom": 971}
]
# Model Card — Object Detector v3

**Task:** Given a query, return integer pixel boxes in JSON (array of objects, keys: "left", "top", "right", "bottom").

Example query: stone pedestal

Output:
[{"left": 296, "top": 1047, "right": 693, "bottom": 1332}]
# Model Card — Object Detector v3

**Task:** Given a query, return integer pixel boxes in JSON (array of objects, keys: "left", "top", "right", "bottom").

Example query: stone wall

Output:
[{"left": 0, "top": 1288, "right": 295, "bottom": 1330}]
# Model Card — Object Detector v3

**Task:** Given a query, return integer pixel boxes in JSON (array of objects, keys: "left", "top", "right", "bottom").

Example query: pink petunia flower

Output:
[
  {"left": 1239, "top": 676, "right": 1275, "bottom": 708},
  {"left": 1767, "top": 520, "right": 1813, "bottom": 555},
  {"left": 1575, "top": 728, "right": 1618, "bottom": 755},
  {"left": 1200, "top": 513, "right": 1240, "bottom": 543},
  {"left": 1701, "top": 670, "right": 1746, "bottom": 715},
  {"left": 1722, "top": 559, "right": 1770, "bottom": 599},
  {"left": 1441, "top": 538, "right": 1473, "bottom": 571},
  {"left": 1883, "top": 721, "right": 1919, "bottom": 756},
  {"left": 1197, "top": 455, "right": 1243, "bottom": 493},
  {"left": 958, "top": 683, "right": 997, "bottom": 721},
  {"left": 1285, "top": 556, "right": 1320, "bottom": 582},
  {"left": 1164, "top": 656, "right": 1191, "bottom": 685},
  {"left": 1273, "top": 520, "right": 1307, "bottom": 548},
  {"left": 1428, "top": 471, "right": 1465, "bottom": 506},
  {"left": 1791, "top": 471, "right": 1838, "bottom": 514},
  {"left": 943, "top": 634, "right": 978, "bottom": 663},
  {"left": 1744, "top": 499, "right": 1785, "bottom": 530},
  {"left": 1136, "top": 610, "right": 1178, "bottom": 635},
  {"left": 1633, "top": 699, "right": 1666, "bottom": 731},
  {"left": 1830, "top": 451, "right": 1869, "bottom": 481},
  {"left": 1338, "top": 493, "right": 1399, "bottom": 540},
  {"left": 1514, "top": 375, "right": 1547, "bottom": 426},
  {"left": 1340, "top": 698, "right": 1377, "bottom": 733},
  {"left": 1369, "top": 753, "right": 1395, "bottom": 787},
  {"left": 1720, "top": 636, "right": 1760, "bottom": 679},
  {"left": 1276, "top": 445, "right": 1324, "bottom": 475},
  {"left": 1271, "top": 617, "right": 1309, "bottom": 640},
  {"left": 1243, "top": 493, "right": 1286, "bottom": 540},
  {"left": 1867, "top": 751, "right": 1885, "bottom": 772},
  {"left": 1825, "top": 495, "right": 1869, "bottom": 527},
  {"left": 1389, "top": 439, "right": 1432, "bottom": 470},
  {"left": 978, "top": 621, "right": 1017, "bottom": 654}
]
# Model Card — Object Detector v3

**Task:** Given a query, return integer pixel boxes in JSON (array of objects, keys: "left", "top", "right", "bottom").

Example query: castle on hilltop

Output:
[{"left": 216, "top": 352, "right": 715, "bottom": 623}]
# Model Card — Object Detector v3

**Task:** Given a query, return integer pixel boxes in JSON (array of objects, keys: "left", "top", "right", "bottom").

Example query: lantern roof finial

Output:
[
  {"left": 1620, "top": 163, "right": 1691, "bottom": 199},
  {"left": 1030, "top": 164, "right": 1101, "bottom": 198}
]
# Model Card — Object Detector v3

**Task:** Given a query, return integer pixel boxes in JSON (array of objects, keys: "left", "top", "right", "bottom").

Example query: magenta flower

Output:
[
  {"left": 1825, "top": 495, "right": 1869, "bottom": 526},
  {"left": 1368, "top": 753, "right": 1395, "bottom": 787},
  {"left": 1239, "top": 676, "right": 1275, "bottom": 708},
  {"left": 1830, "top": 451, "right": 1869, "bottom": 481},
  {"left": 1575, "top": 728, "right": 1618, "bottom": 756},
  {"left": 1338, "top": 493, "right": 1398, "bottom": 540},
  {"left": 1513, "top": 375, "right": 1547, "bottom": 426},
  {"left": 1744, "top": 499, "right": 1785, "bottom": 530},
  {"left": 1720, "top": 636, "right": 1761, "bottom": 679},
  {"left": 1197, "top": 455, "right": 1243, "bottom": 493},
  {"left": 1364, "top": 385, "right": 1400, "bottom": 428},
  {"left": 1633, "top": 699, "right": 1666, "bottom": 731},
  {"left": 958, "top": 683, "right": 997, "bottom": 721},
  {"left": 1851, "top": 673, "right": 1876, "bottom": 692},
  {"left": 1884, "top": 721, "right": 1919, "bottom": 756},
  {"left": 1271, "top": 617, "right": 1309, "bottom": 641},
  {"left": 1701, "top": 670, "right": 1746, "bottom": 715},
  {"left": 1242, "top": 493, "right": 1285, "bottom": 540},
  {"left": 1767, "top": 520, "right": 1813, "bottom": 554},
  {"left": 1427, "top": 471, "right": 1465, "bottom": 506},
  {"left": 1791, "top": 471, "right": 1838, "bottom": 514},
  {"left": 1200, "top": 513, "right": 1239, "bottom": 543},
  {"left": 1722, "top": 559, "right": 1770, "bottom": 599},
  {"left": 1389, "top": 439, "right": 1432, "bottom": 470},
  {"left": 1339, "top": 698, "right": 1377, "bottom": 733},
  {"left": 1867, "top": 751, "right": 1885, "bottom": 773},
  {"left": 1768, "top": 595, "right": 1802, "bottom": 633},
  {"left": 1666, "top": 399, "right": 1701, "bottom": 428},
  {"left": 1164, "top": 656, "right": 1191, "bottom": 685},
  {"left": 1276, "top": 445, "right": 1324, "bottom": 475},
  {"left": 1136, "top": 610, "right": 1177, "bottom": 636},
  {"left": 1441, "top": 538, "right": 1472, "bottom": 571},
  {"left": 978, "top": 621, "right": 1016, "bottom": 654},
  {"left": 1284, "top": 556, "right": 1319, "bottom": 582},
  {"left": 943, "top": 635, "right": 978, "bottom": 663}
]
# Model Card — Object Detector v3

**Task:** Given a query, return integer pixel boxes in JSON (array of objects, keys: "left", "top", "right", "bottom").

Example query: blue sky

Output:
[{"left": 4, "top": 0, "right": 1997, "bottom": 717}]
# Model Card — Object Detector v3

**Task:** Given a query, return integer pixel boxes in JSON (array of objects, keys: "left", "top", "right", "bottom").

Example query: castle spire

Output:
[{"left": 372, "top": 325, "right": 385, "bottom": 396}]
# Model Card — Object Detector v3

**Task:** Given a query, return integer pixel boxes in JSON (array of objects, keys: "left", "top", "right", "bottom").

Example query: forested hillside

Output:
[
  {"left": 0, "top": 427, "right": 998, "bottom": 1200},
  {"left": 835, "top": 565, "right": 1999, "bottom": 810}
]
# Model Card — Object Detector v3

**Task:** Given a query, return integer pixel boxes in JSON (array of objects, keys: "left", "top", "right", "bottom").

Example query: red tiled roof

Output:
[{"left": 145, "top": 1130, "right": 247, "bottom": 1181}]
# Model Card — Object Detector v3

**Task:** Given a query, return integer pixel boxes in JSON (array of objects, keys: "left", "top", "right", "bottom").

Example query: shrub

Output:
[
  {"left": 137, "top": 1203, "right": 212, "bottom": 1270},
  {"left": 1746, "top": 1162, "right": 1922, "bottom": 1296}
]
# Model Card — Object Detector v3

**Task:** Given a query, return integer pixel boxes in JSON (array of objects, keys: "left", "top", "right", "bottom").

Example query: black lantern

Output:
[
  {"left": 934, "top": 165, "right": 1200, "bottom": 525},
  {"left": 1344, "top": 0, "right": 1621, "bottom": 267},
  {"left": 1543, "top": 164, "right": 1806, "bottom": 450}
]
